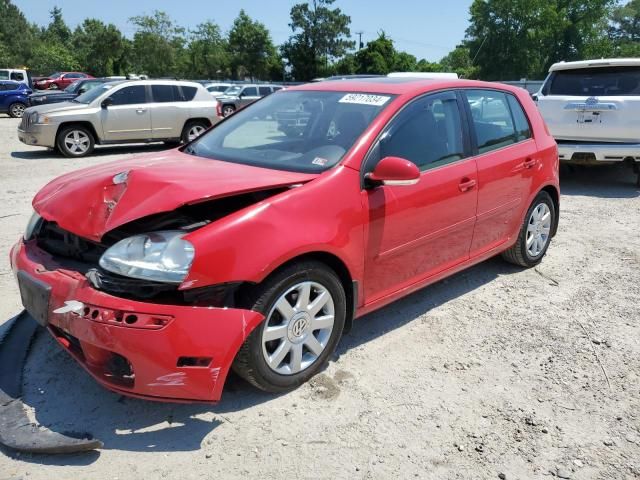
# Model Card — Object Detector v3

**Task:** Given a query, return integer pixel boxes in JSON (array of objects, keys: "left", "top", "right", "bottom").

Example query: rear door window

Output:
[
  {"left": 243, "top": 87, "right": 258, "bottom": 97},
  {"left": 151, "top": 84, "right": 180, "bottom": 102},
  {"left": 506, "top": 95, "right": 532, "bottom": 141},
  {"left": 259, "top": 86, "right": 271, "bottom": 96},
  {"left": 10, "top": 72, "right": 24, "bottom": 81},
  {"left": 549, "top": 66, "right": 640, "bottom": 96},
  {"left": 465, "top": 90, "right": 517, "bottom": 154},
  {"left": 110, "top": 85, "right": 147, "bottom": 105}
]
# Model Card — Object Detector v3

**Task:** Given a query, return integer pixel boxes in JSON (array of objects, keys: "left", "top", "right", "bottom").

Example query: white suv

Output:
[{"left": 535, "top": 58, "right": 640, "bottom": 185}]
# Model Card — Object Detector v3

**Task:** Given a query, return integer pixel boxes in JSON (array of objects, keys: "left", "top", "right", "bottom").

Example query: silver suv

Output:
[
  {"left": 18, "top": 80, "right": 219, "bottom": 157},
  {"left": 217, "top": 84, "right": 283, "bottom": 117},
  {"left": 535, "top": 58, "right": 640, "bottom": 184}
]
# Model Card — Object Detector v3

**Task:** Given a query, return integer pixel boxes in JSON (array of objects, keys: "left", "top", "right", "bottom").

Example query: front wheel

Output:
[
  {"left": 48, "top": 83, "right": 59, "bottom": 90},
  {"left": 8, "top": 102, "right": 26, "bottom": 118},
  {"left": 222, "top": 104, "right": 236, "bottom": 117},
  {"left": 233, "top": 261, "right": 346, "bottom": 392},
  {"left": 502, "top": 191, "right": 555, "bottom": 267},
  {"left": 56, "top": 125, "right": 95, "bottom": 158}
]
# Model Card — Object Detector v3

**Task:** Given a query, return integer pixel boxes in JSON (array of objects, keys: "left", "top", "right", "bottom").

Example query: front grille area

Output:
[
  {"left": 35, "top": 221, "right": 107, "bottom": 267},
  {"left": 33, "top": 221, "right": 242, "bottom": 306}
]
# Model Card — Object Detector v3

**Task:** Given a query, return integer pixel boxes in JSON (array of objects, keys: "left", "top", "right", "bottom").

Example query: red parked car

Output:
[
  {"left": 34, "top": 71, "right": 94, "bottom": 90},
  {"left": 11, "top": 78, "right": 559, "bottom": 402}
]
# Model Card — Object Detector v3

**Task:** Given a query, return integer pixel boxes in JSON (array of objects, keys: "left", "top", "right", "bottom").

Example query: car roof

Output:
[
  {"left": 288, "top": 77, "right": 525, "bottom": 96},
  {"left": 549, "top": 58, "right": 640, "bottom": 72},
  {"left": 100, "top": 79, "right": 205, "bottom": 88}
]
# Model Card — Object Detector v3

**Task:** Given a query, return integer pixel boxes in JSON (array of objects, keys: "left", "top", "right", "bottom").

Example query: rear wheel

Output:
[
  {"left": 233, "top": 261, "right": 346, "bottom": 392},
  {"left": 56, "top": 125, "right": 95, "bottom": 158},
  {"left": 8, "top": 102, "right": 26, "bottom": 118},
  {"left": 181, "top": 120, "right": 208, "bottom": 143},
  {"left": 502, "top": 191, "right": 555, "bottom": 267}
]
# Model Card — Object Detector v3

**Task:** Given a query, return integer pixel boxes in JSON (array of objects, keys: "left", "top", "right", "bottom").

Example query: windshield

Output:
[
  {"left": 49, "top": 72, "right": 62, "bottom": 79},
  {"left": 186, "top": 90, "right": 395, "bottom": 173},
  {"left": 0, "top": 70, "right": 8, "bottom": 80},
  {"left": 65, "top": 81, "right": 80, "bottom": 93},
  {"left": 74, "top": 83, "right": 113, "bottom": 104}
]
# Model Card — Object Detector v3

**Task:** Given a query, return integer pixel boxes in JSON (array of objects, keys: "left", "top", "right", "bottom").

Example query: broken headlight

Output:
[
  {"left": 23, "top": 211, "right": 43, "bottom": 241},
  {"left": 99, "top": 231, "right": 195, "bottom": 284}
]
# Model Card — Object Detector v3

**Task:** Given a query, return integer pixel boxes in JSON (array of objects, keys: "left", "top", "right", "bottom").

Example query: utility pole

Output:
[{"left": 355, "top": 31, "right": 364, "bottom": 50}]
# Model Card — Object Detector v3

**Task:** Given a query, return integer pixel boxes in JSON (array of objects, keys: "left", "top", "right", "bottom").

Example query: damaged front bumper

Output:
[{"left": 10, "top": 239, "right": 264, "bottom": 403}]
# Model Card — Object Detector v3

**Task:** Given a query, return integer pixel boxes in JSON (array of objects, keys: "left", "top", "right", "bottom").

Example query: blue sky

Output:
[{"left": 13, "top": 0, "right": 474, "bottom": 62}]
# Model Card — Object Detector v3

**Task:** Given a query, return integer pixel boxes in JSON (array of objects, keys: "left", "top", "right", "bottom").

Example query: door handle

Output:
[
  {"left": 136, "top": 108, "right": 146, "bottom": 114},
  {"left": 524, "top": 158, "right": 537, "bottom": 169},
  {"left": 458, "top": 178, "right": 477, "bottom": 192}
]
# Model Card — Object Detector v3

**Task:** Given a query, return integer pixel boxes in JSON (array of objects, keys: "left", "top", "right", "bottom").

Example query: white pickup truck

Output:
[
  {"left": 0, "top": 68, "right": 30, "bottom": 87},
  {"left": 535, "top": 58, "right": 640, "bottom": 185}
]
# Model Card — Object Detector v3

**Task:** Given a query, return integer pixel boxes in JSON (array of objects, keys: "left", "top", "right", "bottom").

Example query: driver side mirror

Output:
[
  {"left": 365, "top": 156, "right": 420, "bottom": 187},
  {"left": 101, "top": 97, "right": 113, "bottom": 109}
]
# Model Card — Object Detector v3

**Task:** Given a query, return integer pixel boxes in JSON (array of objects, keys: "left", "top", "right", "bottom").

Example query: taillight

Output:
[{"left": 216, "top": 103, "right": 222, "bottom": 117}]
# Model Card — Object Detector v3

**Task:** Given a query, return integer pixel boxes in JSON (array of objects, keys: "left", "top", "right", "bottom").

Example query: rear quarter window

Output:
[
  {"left": 506, "top": 95, "right": 532, "bottom": 141},
  {"left": 180, "top": 86, "right": 198, "bottom": 101},
  {"left": 549, "top": 66, "right": 640, "bottom": 96}
]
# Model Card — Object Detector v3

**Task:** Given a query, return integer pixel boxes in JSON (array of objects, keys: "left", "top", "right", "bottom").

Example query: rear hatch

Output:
[{"left": 537, "top": 65, "right": 640, "bottom": 143}]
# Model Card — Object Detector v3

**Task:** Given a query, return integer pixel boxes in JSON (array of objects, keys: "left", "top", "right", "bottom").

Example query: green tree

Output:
[
  {"left": 129, "top": 10, "right": 186, "bottom": 77},
  {"left": 281, "top": 0, "right": 354, "bottom": 81},
  {"left": 29, "top": 42, "right": 80, "bottom": 73},
  {"left": 439, "top": 45, "right": 478, "bottom": 78},
  {"left": 72, "top": 19, "right": 127, "bottom": 76},
  {"left": 354, "top": 32, "right": 422, "bottom": 74},
  {"left": 187, "top": 21, "right": 229, "bottom": 79},
  {"left": 42, "top": 6, "right": 72, "bottom": 46},
  {"left": 228, "top": 10, "right": 280, "bottom": 80},
  {"left": 465, "top": 0, "right": 615, "bottom": 80},
  {"left": 0, "top": 0, "right": 39, "bottom": 67},
  {"left": 608, "top": 0, "right": 640, "bottom": 56},
  {"left": 611, "top": 0, "right": 640, "bottom": 41}
]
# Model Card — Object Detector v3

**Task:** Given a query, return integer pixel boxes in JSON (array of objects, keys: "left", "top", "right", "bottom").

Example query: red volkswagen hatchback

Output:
[{"left": 11, "top": 78, "right": 559, "bottom": 402}]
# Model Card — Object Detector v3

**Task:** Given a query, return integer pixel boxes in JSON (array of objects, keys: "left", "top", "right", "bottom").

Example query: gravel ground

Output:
[{"left": 0, "top": 115, "right": 639, "bottom": 479}]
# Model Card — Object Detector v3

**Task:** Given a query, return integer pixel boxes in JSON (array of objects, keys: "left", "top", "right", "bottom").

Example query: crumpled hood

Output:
[{"left": 33, "top": 150, "right": 316, "bottom": 241}]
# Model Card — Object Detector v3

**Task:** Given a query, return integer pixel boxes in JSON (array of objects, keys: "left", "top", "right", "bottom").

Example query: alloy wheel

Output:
[
  {"left": 63, "top": 130, "right": 91, "bottom": 155},
  {"left": 526, "top": 203, "right": 551, "bottom": 258},
  {"left": 261, "top": 281, "right": 335, "bottom": 375},
  {"left": 10, "top": 104, "right": 25, "bottom": 118},
  {"left": 187, "top": 125, "right": 206, "bottom": 141},
  {"left": 222, "top": 106, "right": 235, "bottom": 117}
]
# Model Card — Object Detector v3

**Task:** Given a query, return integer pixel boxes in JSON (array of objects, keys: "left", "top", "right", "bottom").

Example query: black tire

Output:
[
  {"left": 502, "top": 191, "right": 555, "bottom": 268},
  {"left": 233, "top": 261, "right": 346, "bottom": 392},
  {"left": 222, "top": 104, "right": 236, "bottom": 117},
  {"left": 56, "top": 125, "right": 95, "bottom": 158},
  {"left": 163, "top": 140, "right": 181, "bottom": 148},
  {"left": 180, "top": 120, "right": 209, "bottom": 143},
  {"left": 8, "top": 102, "right": 26, "bottom": 118},
  {"left": 49, "top": 83, "right": 59, "bottom": 90}
]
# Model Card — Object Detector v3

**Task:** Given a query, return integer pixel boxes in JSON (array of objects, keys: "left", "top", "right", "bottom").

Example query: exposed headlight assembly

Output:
[
  {"left": 23, "top": 211, "right": 42, "bottom": 241},
  {"left": 99, "top": 231, "right": 195, "bottom": 284}
]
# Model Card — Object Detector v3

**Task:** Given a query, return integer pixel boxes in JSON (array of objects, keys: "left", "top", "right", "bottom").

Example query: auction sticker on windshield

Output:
[{"left": 339, "top": 93, "right": 391, "bottom": 106}]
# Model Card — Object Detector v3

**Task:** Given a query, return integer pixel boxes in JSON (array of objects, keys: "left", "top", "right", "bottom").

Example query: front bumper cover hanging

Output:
[{"left": 0, "top": 311, "right": 102, "bottom": 454}]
